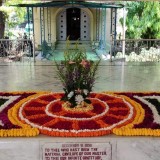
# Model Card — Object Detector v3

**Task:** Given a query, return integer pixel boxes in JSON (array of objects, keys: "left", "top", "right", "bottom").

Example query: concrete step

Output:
[
  {"left": 57, "top": 40, "right": 91, "bottom": 44},
  {"left": 56, "top": 44, "right": 92, "bottom": 47},
  {"left": 55, "top": 41, "right": 93, "bottom": 51},
  {"left": 55, "top": 47, "right": 93, "bottom": 52}
]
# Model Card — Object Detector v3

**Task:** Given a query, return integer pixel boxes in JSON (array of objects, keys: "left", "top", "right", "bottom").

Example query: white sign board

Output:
[{"left": 41, "top": 142, "right": 111, "bottom": 160}]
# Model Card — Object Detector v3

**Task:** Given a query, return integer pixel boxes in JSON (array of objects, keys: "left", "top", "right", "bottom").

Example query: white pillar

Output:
[
  {"left": 110, "top": 34, "right": 113, "bottom": 62},
  {"left": 32, "top": 34, "right": 36, "bottom": 62},
  {"left": 122, "top": 4, "right": 126, "bottom": 58}
]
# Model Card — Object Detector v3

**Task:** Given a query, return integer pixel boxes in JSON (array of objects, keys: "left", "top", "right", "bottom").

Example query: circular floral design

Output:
[
  {"left": 46, "top": 98, "right": 108, "bottom": 120},
  {"left": 18, "top": 92, "right": 139, "bottom": 137}
]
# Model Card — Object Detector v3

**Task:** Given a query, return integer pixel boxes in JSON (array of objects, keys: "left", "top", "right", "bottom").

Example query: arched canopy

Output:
[{"left": 11, "top": 1, "right": 124, "bottom": 9}]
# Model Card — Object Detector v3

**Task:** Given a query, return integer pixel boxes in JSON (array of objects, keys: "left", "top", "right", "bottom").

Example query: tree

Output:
[
  {"left": 0, "top": 0, "right": 5, "bottom": 38},
  {"left": 0, "top": 0, "right": 28, "bottom": 38},
  {"left": 6, "top": 0, "right": 26, "bottom": 26},
  {"left": 122, "top": 1, "right": 160, "bottom": 39}
]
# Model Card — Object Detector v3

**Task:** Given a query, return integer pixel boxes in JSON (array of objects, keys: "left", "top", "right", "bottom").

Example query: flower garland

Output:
[{"left": 0, "top": 128, "right": 39, "bottom": 137}]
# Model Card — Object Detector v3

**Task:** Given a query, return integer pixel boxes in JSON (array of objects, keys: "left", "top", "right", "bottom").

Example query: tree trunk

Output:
[{"left": 0, "top": 0, "right": 5, "bottom": 38}]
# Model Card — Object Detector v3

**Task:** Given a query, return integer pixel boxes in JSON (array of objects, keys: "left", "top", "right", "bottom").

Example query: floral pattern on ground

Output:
[
  {"left": 1, "top": 91, "right": 160, "bottom": 137},
  {"left": 18, "top": 92, "right": 136, "bottom": 137}
]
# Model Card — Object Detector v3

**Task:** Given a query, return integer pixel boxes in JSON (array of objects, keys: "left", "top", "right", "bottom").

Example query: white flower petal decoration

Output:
[
  {"left": 67, "top": 91, "right": 74, "bottom": 99},
  {"left": 75, "top": 94, "right": 84, "bottom": 105},
  {"left": 83, "top": 89, "right": 89, "bottom": 95},
  {"left": 0, "top": 120, "right": 4, "bottom": 126}
]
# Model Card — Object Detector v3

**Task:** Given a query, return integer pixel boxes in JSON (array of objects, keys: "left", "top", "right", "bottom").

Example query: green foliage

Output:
[
  {"left": 0, "top": 0, "right": 27, "bottom": 34},
  {"left": 6, "top": 0, "right": 26, "bottom": 28},
  {"left": 123, "top": 2, "right": 160, "bottom": 39}
]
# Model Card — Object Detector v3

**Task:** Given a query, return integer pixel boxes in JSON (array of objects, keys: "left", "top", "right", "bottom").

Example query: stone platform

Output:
[{"left": 0, "top": 136, "right": 160, "bottom": 160}]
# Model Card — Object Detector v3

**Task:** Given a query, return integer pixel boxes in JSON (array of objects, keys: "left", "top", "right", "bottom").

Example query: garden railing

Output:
[
  {"left": 113, "top": 39, "right": 160, "bottom": 56},
  {"left": 0, "top": 39, "right": 35, "bottom": 62}
]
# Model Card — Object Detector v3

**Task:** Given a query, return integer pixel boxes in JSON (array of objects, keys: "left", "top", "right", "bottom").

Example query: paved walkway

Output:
[{"left": 0, "top": 60, "right": 160, "bottom": 92}]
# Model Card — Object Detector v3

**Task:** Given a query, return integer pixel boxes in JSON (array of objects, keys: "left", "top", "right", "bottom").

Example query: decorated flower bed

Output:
[{"left": 1, "top": 91, "right": 160, "bottom": 137}]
